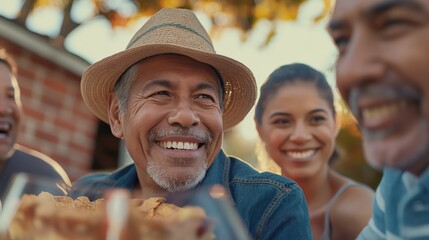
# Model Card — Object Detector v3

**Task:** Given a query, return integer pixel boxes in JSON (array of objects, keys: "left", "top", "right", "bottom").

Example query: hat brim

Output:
[{"left": 81, "top": 44, "right": 256, "bottom": 130}]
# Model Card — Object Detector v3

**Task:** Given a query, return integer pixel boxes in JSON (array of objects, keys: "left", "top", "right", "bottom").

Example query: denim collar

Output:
[
  {"left": 111, "top": 163, "right": 139, "bottom": 189},
  {"left": 112, "top": 149, "right": 229, "bottom": 192},
  {"left": 200, "top": 149, "right": 231, "bottom": 188},
  {"left": 200, "top": 149, "right": 236, "bottom": 206}
]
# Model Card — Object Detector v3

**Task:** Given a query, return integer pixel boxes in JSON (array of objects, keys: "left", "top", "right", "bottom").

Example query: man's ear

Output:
[{"left": 108, "top": 92, "right": 124, "bottom": 139}]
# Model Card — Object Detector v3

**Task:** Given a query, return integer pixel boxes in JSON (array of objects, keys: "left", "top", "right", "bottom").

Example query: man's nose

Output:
[
  {"left": 336, "top": 31, "right": 385, "bottom": 100},
  {"left": 167, "top": 101, "right": 200, "bottom": 128}
]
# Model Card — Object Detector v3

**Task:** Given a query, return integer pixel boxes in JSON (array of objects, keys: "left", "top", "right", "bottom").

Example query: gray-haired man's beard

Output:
[
  {"left": 146, "top": 127, "right": 212, "bottom": 192},
  {"left": 146, "top": 160, "right": 207, "bottom": 192}
]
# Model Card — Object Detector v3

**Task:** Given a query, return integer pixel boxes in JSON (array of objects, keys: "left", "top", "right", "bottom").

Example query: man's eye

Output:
[
  {"left": 196, "top": 94, "right": 214, "bottom": 101},
  {"left": 332, "top": 36, "right": 349, "bottom": 55},
  {"left": 152, "top": 91, "right": 169, "bottom": 96},
  {"left": 377, "top": 17, "right": 417, "bottom": 38},
  {"left": 382, "top": 18, "right": 411, "bottom": 28}
]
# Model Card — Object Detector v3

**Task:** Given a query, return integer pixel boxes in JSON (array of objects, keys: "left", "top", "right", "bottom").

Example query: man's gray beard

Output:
[
  {"left": 364, "top": 119, "right": 429, "bottom": 173},
  {"left": 146, "top": 160, "right": 208, "bottom": 192}
]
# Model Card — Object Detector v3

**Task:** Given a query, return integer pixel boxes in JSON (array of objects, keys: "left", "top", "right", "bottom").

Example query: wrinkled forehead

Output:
[{"left": 330, "top": 0, "right": 429, "bottom": 27}]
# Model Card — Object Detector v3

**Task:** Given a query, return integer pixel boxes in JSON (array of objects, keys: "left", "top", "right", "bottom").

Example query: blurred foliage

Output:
[
  {"left": 13, "top": 0, "right": 331, "bottom": 47},
  {"left": 333, "top": 100, "right": 382, "bottom": 190},
  {"left": 223, "top": 129, "right": 258, "bottom": 167}
]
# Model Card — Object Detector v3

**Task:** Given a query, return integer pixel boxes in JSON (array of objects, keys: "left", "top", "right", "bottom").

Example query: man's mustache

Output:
[
  {"left": 148, "top": 127, "right": 213, "bottom": 144},
  {"left": 348, "top": 84, "right": 421, "bottom": 117}
]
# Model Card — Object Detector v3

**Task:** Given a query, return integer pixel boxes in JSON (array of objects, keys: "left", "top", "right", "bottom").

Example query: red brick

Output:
[
  {"left": 34, "top": 129, "right": 60, "bottom": 144},
  {"left": 69, "top": 140, "right": 93, "bottom": 155},
  {"left": 41, "top": 94, "right": 63, "bottom": 109},
  {"left": 52, "top": 153, "right": 72, "bottom": 166},
  {"left": 53, "top": 117, "right": 76, "bottom": 132},
  {"left": 62, "top": 68, "right": 81, "bottom": 81},
  {"left": 84, "top": 128, "right": 97, "bottom": 139},
  {"left": 19, "top": 84, "right": 33, "bottom": 99},
  {"left": 30, "top": 54, "right": 57, "bottom": 70},
  {"left": 17, "top": 67, "right": 36, "bottom": 81},
  {"left": 44, "top": 77, "right": 68, "bottom": 94},
  {"left": 1, "top": 41, "right": 21, "bottom": 55},
  {"left": 23, "top": 107, "right": 45, "bottom": 121},
  {"left": 74, "top": 105, "right": 97, "bottom": 121}
]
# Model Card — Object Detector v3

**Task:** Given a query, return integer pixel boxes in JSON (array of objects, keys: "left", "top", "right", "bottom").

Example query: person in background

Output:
[
  {"left": 254, "top": 63, "right": 373, "bottom": 240},
  {"left": 328, "top": 0, "right": 429, "bottom": 239},
  {"left": 0, "top": 48, "right": 71, "bottom": 199},
  {"left": 71, "top": 8, "right": 312, "bottom": 240}
]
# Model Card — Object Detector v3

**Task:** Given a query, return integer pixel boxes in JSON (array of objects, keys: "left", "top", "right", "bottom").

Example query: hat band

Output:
[{"left": 127, "top": 23, "right": 213, "bottom": 49}]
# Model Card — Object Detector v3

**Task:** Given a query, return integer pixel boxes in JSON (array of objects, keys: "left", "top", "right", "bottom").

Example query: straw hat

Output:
[{"left": 81, "top": 8, "right": 256, "bottom": 130}]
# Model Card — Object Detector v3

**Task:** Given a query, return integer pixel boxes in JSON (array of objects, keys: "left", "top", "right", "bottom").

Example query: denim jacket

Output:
[{"left": 71, "top": 149, "right": 312, "bottom": 240}]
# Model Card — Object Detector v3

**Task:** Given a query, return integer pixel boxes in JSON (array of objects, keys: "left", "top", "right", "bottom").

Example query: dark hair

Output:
[
  {"left": 255, "top": 63, "right": 335, "bottom": 124},
  {"left": 0, "top": 48, "right": 17, "bottom": 77},
  {"left": 254, "top": 63, "right": 338, "bottom": 163}
]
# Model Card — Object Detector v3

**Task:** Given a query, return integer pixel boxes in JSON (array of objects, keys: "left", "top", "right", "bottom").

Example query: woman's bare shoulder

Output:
[{"left": 330, "top": 182, "right": 374, "bottom": 239}]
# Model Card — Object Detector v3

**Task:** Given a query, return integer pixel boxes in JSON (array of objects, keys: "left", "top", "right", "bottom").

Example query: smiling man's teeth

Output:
[
  {"left": 288, "top": 150, "right": 315, "bottom": 159},
  {"left": 0, "top": 123, "right": 10, "bottom": 136},
  {"left": 362, "top": 100, "right": 407, "bottom": 122},
  {"left": 160, "top": 141, "right": 198, "bottom": 150}
]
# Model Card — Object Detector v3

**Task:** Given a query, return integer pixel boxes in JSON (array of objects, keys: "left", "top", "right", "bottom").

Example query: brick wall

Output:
[{"left": 0, "top": 37, "right": 98, "bottom": 181}]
